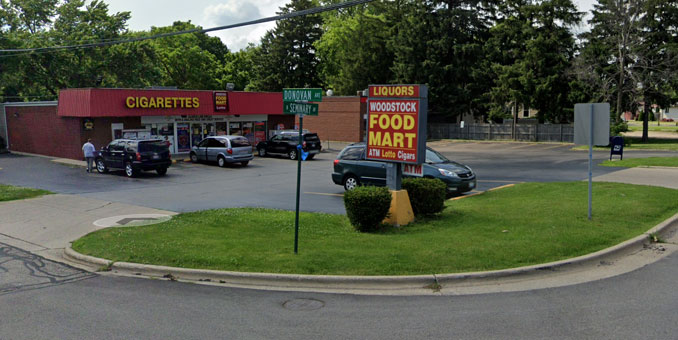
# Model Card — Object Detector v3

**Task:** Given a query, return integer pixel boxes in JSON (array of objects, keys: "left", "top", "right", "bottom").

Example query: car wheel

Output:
[
  {"left": 343, "top": 175, "right": 359, "bottom": 191},
  {"left": 218, "top": 156, "right": 226, "bottom": 167},
  {"left": 124, "top": 162, "right": 137, "bottom": 178},
  {"left": 258, "top": 148, "right": 267, "bottom": 157},
  {"left": 241, "top": 161, "right": 249, "bottom": 167},
  {"left": 190, "top": 152, "right": 198, "bottom": 163},
  {"left": 288, "top": 149, "right": 297, "bottom": 160},
  {"left": 156, "top": 167, "right": 168, "bottom": 176},
  {"left": 95, "top": 158, "right": 108, "bottom": 173}
]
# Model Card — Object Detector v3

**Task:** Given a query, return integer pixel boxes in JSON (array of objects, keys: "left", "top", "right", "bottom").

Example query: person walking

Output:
[{"left": 82, "top": 138, "right": 95, "bottom": 173}]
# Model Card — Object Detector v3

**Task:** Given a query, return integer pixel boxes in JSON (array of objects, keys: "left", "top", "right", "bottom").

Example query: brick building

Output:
[{"left": 1, "top": 88, "right": 366, "bottom": 160}]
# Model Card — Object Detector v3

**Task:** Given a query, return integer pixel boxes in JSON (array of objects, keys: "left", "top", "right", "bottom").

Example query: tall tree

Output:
[
  {"left": 632, "top": 0, "right": 678, "bottom": 141},
  {"left": 249, "top": 0, "right": 323, "bottom": 91},
  {"left": 485, "top": 0, "right": 580, "bottom": 123},
  {"left": 315, "top": 1, "right": 396, "bottom": 96},
  {"left": 579, "top": 0, "right": 643, "bottom": 123},
  {"left": 391, "top": 0, "right": 492, "bottom": 120},
  {"left": 146, "top": 21, "right": 227, "bottom": 90}
]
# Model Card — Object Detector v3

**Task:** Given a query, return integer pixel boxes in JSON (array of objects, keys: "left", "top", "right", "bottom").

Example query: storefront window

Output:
[
  {"left": 229, "top": 122, "right": 242, "bottom": 135},
  {"left": 216, "top": 122, "right": 228, "bottom": 135}
]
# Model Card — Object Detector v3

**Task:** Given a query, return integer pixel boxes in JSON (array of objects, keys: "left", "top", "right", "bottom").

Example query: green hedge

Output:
[
  {"left": 402, "top": 178, "right": 446, "bottom": 216},
  {"left": 343, "top": 186, "right": 392, "bottom": 232}
]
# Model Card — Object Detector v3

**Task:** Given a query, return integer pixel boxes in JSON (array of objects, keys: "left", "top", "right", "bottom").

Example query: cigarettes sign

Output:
[{"left": 366, "top": 84, "right": 428, "bottom": 164}]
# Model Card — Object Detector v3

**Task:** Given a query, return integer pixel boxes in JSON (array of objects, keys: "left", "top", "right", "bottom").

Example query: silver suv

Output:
[{"left": 190, "top": 136, "right": 254, "bottom": 167}]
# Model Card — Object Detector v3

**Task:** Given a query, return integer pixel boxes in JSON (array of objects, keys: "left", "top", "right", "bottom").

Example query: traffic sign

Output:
[
  {"left": 283, "top": 102, "right": 319, "bottom": 116},
  {"left": 283, "top": 88, "right": 323, "bottom": 102}
]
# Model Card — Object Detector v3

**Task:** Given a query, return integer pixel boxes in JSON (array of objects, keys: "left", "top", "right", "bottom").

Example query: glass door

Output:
[{"left": 191, "top": 123, "right": 203, "bottom": 147}]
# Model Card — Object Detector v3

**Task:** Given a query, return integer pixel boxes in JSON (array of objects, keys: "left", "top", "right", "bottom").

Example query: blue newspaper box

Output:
[{"left": 610, "top": 136, "right": 624, "bottom": 160}]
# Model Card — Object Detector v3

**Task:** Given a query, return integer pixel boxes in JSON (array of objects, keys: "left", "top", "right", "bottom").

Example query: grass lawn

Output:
[
  {"left": 72, "top": 182, "right": 678, "bottom": 276},
  {"left": 0, "top": 184, "right": 51, "bottom": 202},
  {"left": 626, "top": 121, "right": 678, "bottom": 132},
  {"left": 600, "top": 157, "right": 678, "bottom": 168}
]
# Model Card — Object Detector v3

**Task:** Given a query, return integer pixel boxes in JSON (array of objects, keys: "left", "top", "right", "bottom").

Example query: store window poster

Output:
[{"left": 177, "top": 124, "right": 190, "bottom": 152}]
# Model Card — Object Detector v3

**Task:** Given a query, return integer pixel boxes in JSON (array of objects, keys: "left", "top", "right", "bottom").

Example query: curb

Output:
[{"left": 63, "top": 213, "right": 678, "bottom": 293}]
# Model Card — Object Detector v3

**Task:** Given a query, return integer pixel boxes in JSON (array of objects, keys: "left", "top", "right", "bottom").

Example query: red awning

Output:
[{"left": 57, "top": 88, "right": 283, "bottom": 117}]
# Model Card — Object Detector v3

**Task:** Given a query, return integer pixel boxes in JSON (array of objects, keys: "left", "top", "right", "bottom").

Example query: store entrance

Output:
[{"left": 189, "top": 122, "right": 216, "bottom": 148}]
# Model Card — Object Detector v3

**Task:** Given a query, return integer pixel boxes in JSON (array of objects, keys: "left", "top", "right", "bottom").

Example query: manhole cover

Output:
[
  {"left": 283, "top": 298, "right": 325, "bottom": 311},
  {"left": 93, "top": 214, "right": 172, "bottom": 228}
]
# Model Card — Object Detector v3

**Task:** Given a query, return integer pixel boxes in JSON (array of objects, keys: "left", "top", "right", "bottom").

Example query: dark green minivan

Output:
[{"left": 332, "top": 143, "right": 476, "bottom": 195}]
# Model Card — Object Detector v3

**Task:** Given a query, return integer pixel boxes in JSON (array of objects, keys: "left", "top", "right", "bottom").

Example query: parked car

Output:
[
  {"left": 332, "top": 142, "right": 476, "bottom": 195},
  {"left": 189, "top": 135, "right": 253, "bottom": 167},
  {"left": 96, "top": 139, "right": 171, "bottom": 177},
  {"left": 256, "top": 131, "right": 322, "bottom": 160}
]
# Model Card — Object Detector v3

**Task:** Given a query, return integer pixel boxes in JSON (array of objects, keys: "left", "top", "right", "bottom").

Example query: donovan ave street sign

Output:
[
  {"left": 283, "top": 102, "right": 319, "bottom": 116},
  {"left": 283, "top": 88, "right": 323, "bottom": 103}
]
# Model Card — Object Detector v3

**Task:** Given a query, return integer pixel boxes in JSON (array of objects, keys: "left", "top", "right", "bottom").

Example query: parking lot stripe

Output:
[
  {"left": 304, "top": 192, "right": 344, "bottom": 197},
  {"left": 541, "top": 144, "right": 569, "bottom": 150}
]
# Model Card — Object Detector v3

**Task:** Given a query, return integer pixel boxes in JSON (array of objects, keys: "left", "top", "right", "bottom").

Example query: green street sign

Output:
[
  {"left": 283, "top": 88, "right": 323, "bottom": 102},
  {"left": 283, "top": 102, "right": 319, "bottom": 116}
]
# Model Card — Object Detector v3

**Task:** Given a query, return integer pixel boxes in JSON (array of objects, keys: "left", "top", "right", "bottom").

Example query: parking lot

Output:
[{"left": 1, "top": 141, "right": 676, "bottom": 214}]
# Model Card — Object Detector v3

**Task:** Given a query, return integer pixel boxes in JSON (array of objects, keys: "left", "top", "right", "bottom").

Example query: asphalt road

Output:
[
  {"left": 2, "top": 142, "right": 678, "bottom": 339},
  {"left": 1, "top": 240, "right": 676, "bottom": 339},
  {"left": 1, "top": 142, "right": 675, "bottom": 214}
]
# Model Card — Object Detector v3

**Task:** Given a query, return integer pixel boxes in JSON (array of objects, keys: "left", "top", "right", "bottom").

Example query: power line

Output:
[{"left": 0, "top": 0, "right": 374, "bottom": 57}]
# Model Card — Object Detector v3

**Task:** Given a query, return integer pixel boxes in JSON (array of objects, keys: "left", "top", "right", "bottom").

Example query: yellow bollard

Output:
[{"left": 383, "top": 190, "right": 415, "bottom": 226}]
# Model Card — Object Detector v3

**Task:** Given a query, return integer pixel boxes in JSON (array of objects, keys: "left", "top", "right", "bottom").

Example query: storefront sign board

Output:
[
  {"left": 214, "top": 92, "right": 229, "bottom": 111},
  {"left": 366, "top": 84, "right": 428, "bottom": 165}
]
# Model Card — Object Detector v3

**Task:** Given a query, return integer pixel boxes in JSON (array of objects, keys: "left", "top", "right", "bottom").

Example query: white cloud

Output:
[{"left": 203, "top": 0, "right": 286, "bottom": 51}]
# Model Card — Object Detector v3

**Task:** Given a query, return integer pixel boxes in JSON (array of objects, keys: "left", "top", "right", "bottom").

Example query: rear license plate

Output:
[{"left": 152, "top": 154, "right": 160, "bottom": 160}]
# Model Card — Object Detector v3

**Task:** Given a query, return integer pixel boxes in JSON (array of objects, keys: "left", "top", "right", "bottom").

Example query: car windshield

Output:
[
  {"left": 426, "top": 148, "right": 450, "bottom": 164},
  {"left": 229, "top": 137, "right": 251, "bottom": 147},
  {"left": 138, "top": 141, "right": 167, "bottom": 152}
]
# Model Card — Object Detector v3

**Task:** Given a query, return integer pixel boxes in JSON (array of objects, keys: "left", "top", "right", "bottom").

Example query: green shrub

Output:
[
  {"left": 610, "top": 121, "right": 628, "bottom": 136},
  {"left": 343, "top": 186, "right": 392, "bottom": 232},
  {"left": 402, "top": 178, "right": 446, "bottom": 216}
]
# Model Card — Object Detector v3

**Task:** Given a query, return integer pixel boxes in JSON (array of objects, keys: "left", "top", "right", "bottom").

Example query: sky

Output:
[{"left": 102, "top": 0, "right": 597, "bottom": 52}]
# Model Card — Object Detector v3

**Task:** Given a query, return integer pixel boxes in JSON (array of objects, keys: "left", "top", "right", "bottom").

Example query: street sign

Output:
[
  {"left": 283, "top": 102, "right": 319, "bottom": 116},
  {"left": 574, "top": 102, "right": 610, "bottom": 221},
  {"left": 574, "top": 103, "right": 610, "bottom": 146},
  {"left": 283, "top": 88, "right": 323, "bottom": 103}
]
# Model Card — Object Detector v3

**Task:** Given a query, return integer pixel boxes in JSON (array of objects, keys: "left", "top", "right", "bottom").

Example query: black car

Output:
[
  {"left": 332, "top": 143, "right": 476, "bottom": 195},
  {"left": 95, "top": 139, "right": 171, "bottom": 177},
  {"left": 256, "top": 131, "right": 322, "bottom": 160}
]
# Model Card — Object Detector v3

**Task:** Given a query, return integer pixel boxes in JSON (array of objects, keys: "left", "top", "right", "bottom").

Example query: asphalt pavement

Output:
[{"left": 2, "top": 141, "right": 678, "bottom": 339}]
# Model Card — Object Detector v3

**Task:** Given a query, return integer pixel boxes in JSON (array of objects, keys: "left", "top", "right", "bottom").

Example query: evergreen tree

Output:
[{"left": 249, "top": 0, "right": 323, "bottom": 91}]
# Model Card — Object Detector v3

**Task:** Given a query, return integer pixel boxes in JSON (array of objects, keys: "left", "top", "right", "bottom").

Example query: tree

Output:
[
  {"left": 391, "top": 0, "right": 492, "bottom": 120},
  {"left": 315, "top": 2, "right": 395, "bottom": 96},
  {"left": 631, "top": 0, "right": 678, "bottom": 141},
  {"left": 249, "top": 0, "right": 323, "bottom": 91},
  {"left": 485, "top": 0, "right": 581, "bottom": 123},
  {"left": 579, "top": 0, "right": 644, "bottom": 123},
  {"left": 146, "top": 21, "right": 228, "bottom": 90},
  {"left": 0, "top": 0, "right": 159, "bottom": 100}
]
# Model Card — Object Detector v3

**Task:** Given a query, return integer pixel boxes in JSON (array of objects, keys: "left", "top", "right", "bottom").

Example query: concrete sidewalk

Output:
[
  {"left": 593, "top": 166, "right": 678, "bottom": 189},
  {"left": 0, "top": 194, "right": 175, "bottom": 267}
]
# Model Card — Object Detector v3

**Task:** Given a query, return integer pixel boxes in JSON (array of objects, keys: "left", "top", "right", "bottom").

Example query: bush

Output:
[
  {"left": 402, "top": 178, "right": 446, "bottom": 216},
  {"left": 343, "top": 186, "right": 392, "bottom": 232},
  {"left": 610, "top": 121, "right": 628, "bottom": 136}
]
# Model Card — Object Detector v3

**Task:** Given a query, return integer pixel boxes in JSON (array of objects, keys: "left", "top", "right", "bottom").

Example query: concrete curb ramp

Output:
[{"left": 64, "top": 212, "right": 678, "bottom": 295}]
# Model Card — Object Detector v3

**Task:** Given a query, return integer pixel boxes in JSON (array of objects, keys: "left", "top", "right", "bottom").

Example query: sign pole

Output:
[
  {"left": 588, "top": 104, "right": 593, "bottom": 220},
  {"left": 294, "top": 114, "right": 303, "bottom": 254}
]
